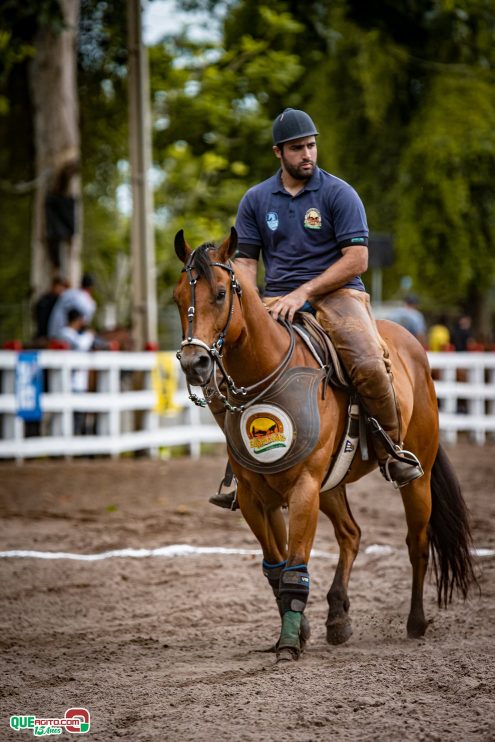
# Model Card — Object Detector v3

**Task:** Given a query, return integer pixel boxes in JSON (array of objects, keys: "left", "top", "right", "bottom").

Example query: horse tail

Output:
[{"left": 429, "top": 443, "right": 478, "bottom": 607}]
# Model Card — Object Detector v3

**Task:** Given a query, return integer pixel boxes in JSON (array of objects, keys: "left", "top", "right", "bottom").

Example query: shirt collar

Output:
[{"left": 271, "top": 167, "right": 321, "bottom": 195}]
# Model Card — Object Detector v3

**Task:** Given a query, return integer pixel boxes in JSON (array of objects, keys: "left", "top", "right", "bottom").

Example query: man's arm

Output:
[
  {"left": 234, "top": 257, "right": 258, "bottom": 289},
  {"left": 268, "top": 245, "right": 368, "bottom": 323}
]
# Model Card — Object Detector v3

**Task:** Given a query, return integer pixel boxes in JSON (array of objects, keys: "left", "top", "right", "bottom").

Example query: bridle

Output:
[{"left": 176, "top": 247, "right": 295, "bottom": 413}]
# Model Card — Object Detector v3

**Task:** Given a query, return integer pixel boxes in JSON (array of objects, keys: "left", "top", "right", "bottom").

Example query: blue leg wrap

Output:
[
  {"left": 262, "top": 559, "right": 287, "bottom": 617},
  {"left": 279, "top": 564, "right": 310, "bottom": 614}
]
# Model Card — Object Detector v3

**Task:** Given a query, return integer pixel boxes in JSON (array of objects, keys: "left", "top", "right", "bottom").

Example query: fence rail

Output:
[{"left": 1, "top": 350, "right": 494, "bottom": 461}]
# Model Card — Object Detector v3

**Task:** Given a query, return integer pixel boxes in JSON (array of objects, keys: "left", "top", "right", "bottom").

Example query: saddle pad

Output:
[{"left": 224, "top": 366, "right": 325, "bottom": 474}]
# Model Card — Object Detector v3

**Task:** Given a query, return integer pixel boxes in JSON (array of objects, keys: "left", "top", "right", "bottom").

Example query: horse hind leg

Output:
[
  {"left": 400, "top": 475, "right": 432, "bottom": 638},
  {"left": 319, "top": 484, "right": 361, "bottom": 645}
]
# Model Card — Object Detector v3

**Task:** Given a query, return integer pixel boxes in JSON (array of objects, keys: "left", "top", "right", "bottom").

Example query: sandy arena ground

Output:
[{"left": 0, "top": 443, "right": 494, "bottom": 741}]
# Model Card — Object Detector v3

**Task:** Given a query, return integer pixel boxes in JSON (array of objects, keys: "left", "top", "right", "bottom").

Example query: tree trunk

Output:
[{"left": 30, "top": 0, "right": 81, "bottom": 296}]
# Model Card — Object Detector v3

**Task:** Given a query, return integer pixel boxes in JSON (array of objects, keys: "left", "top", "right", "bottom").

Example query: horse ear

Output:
[
  {"left": 217, "top": 226, "right": 238, "bottom": 262},
  {"left": 174, "top": 230, "right": 192, "bottom": 263}
]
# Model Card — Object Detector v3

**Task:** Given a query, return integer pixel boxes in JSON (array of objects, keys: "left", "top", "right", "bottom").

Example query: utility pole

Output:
[{"left": 127, "top": 0, "right": 158, "bottom": 349}]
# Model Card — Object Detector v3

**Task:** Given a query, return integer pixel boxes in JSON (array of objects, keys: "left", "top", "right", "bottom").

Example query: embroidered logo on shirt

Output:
[
  {"left": 351, "top": 237, "right": 366, "bottom": 243},
  {"left": 266, "top": 212, "right": 279, "bottom": 231},
  {"left": 304, "top": 208, "right": 322, "bottom": 230}
]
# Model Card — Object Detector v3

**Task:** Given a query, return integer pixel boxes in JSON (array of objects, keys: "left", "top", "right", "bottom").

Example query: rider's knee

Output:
[{"left": 351, "top": 357, "right": 390, "bottom": 396}]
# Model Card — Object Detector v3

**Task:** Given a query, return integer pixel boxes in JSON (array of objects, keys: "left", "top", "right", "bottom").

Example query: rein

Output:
[{"left": 176, "top": 248, "right": 295, "bottom": 413}]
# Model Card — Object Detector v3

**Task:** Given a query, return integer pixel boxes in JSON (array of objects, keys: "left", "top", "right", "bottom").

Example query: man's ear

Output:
[
  {"left": 174, "top": 230, "right": 192, "bottom": 263},
  {"left": 217, "top": 227, "right": 238, "bottom": 262}
]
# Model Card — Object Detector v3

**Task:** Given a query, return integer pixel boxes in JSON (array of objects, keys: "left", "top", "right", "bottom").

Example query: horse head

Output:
[{"left": 173, "top": 227, "right": 241, "bottom": 387}]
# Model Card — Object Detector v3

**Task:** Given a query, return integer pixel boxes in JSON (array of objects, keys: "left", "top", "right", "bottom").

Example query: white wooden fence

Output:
[
  {"left": 428, "top": 352, "right": 495, "bottom": 445},
  {"left": 0, "top": 350, "right": 223, "bottom": 462},
  {"left": 0, "top": 350, "right": 494, "bottom": 461}
]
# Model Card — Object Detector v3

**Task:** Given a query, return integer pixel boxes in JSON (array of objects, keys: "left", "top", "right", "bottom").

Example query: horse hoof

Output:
[
  {"left": 326, "top": 619, "right": 353, "bottom": 645},
  {"left": 407, "top": 621, "right": 427, "bottom": 639},
  {"left": 276, "top": 646, "right": 299, "bottom": 663},
  {"left": 407, "top": 612, "right": 428, "bottom": 638}
]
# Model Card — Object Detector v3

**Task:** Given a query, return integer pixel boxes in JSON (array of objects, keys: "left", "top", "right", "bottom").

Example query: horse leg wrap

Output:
[
  {"left": 279, "top": 565, "right": 310, "bottom": 615},
  {"left": 279, "top": 610, "right": 303, "bottom": 653},
  {"left": 262, "top": 559, "right": 287, "bottom": 617}
]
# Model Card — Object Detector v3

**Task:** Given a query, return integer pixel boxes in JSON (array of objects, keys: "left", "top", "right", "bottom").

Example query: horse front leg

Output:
[
  {"left": 235, "top": 480, "right": 290, "bottom": 645},
  {"left": 400, "top": 475, "right": 432, "bottom": 638},
  {"left": 319, "top": 484, "right": 361, "bottom": 645},
  {"left": 276, "top": 475, "right": 320, "bottom": 661}
]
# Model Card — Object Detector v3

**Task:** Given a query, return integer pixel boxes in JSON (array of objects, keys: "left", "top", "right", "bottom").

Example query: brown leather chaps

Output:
[{"left": 264, "top": 289, "right": 402, "bottom": 457}]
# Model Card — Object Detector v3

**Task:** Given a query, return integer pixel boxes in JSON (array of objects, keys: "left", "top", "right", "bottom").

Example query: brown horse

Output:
[{"left": 173, "top": 228, "right": 476, "bottom": 661}]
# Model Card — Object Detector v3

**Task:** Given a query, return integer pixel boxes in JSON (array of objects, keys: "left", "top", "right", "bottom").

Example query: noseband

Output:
[{"left": 176, "top": 247, "right": 295, "bottom": 413}]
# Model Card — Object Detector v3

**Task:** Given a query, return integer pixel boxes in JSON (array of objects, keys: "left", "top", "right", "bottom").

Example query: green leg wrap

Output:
[{"left": 278, "top": 610, "right": 302, "bottom": 652}]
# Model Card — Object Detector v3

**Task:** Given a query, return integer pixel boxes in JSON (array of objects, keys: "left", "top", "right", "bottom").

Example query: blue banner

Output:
[{"left": 15, "top": 351, "right": 43, "bottom": 421}]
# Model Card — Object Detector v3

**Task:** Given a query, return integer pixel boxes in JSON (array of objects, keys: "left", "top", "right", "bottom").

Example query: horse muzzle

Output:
[{"left": 178, "top": 346, "right": 214, "bottom": 387}]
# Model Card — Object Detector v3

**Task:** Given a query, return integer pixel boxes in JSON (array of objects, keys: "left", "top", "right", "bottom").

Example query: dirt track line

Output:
[{"left": 0, "top": 544, "right": 493, "bottom": 561}]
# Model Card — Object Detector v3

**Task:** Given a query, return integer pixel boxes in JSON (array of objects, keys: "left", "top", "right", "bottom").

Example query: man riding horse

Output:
[{"left": 211, "top": 107, "right": 422, "bottom": 507}]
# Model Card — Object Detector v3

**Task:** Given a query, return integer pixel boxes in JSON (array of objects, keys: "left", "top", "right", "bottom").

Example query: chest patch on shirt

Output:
[
  {"left": 304, "top": 208, "right": 322, "bottom": 230},
  {"left": 266, "top": 212, "right": 279, "bottom": 231}
]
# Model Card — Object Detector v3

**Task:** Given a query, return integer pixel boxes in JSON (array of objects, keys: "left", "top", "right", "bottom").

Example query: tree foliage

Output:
[{"left": 1, "top": 0, "right": 494, "bottom": 342}]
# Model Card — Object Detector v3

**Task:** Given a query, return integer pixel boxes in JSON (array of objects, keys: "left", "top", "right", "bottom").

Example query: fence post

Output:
[{"left": 468, "top": 361, "right": 485, "bottom": 445}]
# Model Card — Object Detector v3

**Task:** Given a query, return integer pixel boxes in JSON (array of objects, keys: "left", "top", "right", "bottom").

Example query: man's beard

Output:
[{"left": 281, "top": 155, "right": 316, "bottom": 181}]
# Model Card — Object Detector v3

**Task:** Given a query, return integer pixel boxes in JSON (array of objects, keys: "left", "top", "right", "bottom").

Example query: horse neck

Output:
[{"left": 223, "top": 278, "right": 291, "bottom": 387}]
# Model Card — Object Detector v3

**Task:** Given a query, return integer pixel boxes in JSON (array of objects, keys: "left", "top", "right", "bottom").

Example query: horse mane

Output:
[{"left": 190, "top": 243, "right": 217, "bottom": 289}]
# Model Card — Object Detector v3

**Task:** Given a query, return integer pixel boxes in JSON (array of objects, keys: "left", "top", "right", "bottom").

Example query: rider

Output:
[{"left": 210, "top": 107, "right": 422, "bottom": 506}]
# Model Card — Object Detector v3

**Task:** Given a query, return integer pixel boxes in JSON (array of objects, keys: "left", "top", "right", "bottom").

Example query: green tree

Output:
[{"left": 148, "top": 5, "right": 307, "bottom": 300}]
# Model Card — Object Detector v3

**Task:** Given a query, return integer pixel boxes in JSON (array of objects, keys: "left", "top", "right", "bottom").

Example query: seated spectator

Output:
[
  {"left": 32, "top": 275, "right": 69, "bottom": 345},
  {"left": 48, "top": 273, "right": 97, "bottom": 340},
  {"left": 451, "top": 315, "right": 475, "bottom": 352},
  {"left": 57, "top": 309, "right": 95, "bottom": 435}
]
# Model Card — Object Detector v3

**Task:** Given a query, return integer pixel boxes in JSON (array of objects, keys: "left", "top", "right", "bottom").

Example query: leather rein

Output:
[{"left": 176, "top": 248, "right": 296, "bottom": 413}]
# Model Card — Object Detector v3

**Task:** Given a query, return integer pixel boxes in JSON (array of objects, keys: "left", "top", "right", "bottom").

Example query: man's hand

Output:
[{"left": 268, "top": 285, "right": 310, "bottom": 323}]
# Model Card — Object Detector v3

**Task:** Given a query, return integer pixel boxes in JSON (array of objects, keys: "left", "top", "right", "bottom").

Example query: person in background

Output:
[
  {"left": 389, "top": 294, "right": 427, "bottom": 347},
  {"left": 57, "top": 308, "right": 95, "bottom": 435},
  {"left": 32, "top": 275, "right": 68, "bottom": 344},
  {"left": 451, "top": 315, "right": 475, "bottom": 352},
  {"left": 48, "top": 273, "right": 97, "bottom": 340}
]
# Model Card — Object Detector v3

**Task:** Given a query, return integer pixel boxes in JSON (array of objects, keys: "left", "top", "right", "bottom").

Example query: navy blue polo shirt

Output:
[{"left": 235, "top": 167, "right": 368, "bottom": 296}]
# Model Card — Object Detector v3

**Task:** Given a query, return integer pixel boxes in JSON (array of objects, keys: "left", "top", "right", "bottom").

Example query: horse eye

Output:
[{"left": 215, "top": 288, "right": 227, "bottom": 302}]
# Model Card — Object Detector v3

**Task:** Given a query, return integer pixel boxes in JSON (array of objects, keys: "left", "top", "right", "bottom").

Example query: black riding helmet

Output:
[{"left": 272, "top": 108, "right": 319, "bottom": 146}]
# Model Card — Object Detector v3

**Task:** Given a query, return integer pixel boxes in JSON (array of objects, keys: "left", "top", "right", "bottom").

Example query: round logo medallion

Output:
[{"left": 240, "top": 404, "right": 294, "bottom": 463}]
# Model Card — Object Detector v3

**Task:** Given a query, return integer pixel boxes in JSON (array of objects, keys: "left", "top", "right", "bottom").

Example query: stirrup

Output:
[
  {"left": 209, "top": 464, "right": 239, "bottom": 510},
  {"left": 382, "top": 448, "right": 424, "bottom": 489}
]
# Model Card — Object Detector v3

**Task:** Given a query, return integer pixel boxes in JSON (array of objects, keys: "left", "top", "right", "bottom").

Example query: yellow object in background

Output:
[
  {"left": 428, "top": 324, "right": 451, "bottom": 352},
  {"left": 152, "top": 352, "right": 181, "bottom": 414}
]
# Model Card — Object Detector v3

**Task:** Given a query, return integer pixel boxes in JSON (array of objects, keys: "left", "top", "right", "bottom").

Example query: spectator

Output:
[
  {"left": 389, "top": 294, "right": 427, "bottom": 347},
  {"left": 48, "top": 273, "right": 97, "bottom": 340},
  {"left": 57, "top": 308, "right": 95, "bottom": 435},
  {"left": 451, "top": 315, "right": 475, "bottom": 352},
  {"left": 32, "top": 275, "right": 68, "bottom": 344}
]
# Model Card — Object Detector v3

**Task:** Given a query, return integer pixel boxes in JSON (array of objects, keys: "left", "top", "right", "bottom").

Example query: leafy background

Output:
[{"left": 1, "top": 0, "right": 494, "bottom": 345}]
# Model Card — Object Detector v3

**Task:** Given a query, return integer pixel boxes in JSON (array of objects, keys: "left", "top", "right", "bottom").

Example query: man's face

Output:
[{"left": 274, "top": 136, "right": 317, "bottom": 180}]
